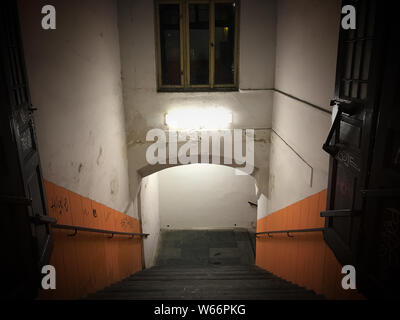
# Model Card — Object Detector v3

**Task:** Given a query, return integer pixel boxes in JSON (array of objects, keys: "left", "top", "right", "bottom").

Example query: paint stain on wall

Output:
[
  {"left": 110, "top": 178, "right": 119, "bottom": 198},
  {"left": 96, "top": 147, "right": 103, "bottom": 166},
  {"left": 126, "top": 111, "right": 148, "bottom": 146},
  {"left": 69, "top": 161, "right": 84, "bottom": 184}
]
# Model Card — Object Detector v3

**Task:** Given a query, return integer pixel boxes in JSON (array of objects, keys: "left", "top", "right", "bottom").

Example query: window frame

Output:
[{"left": 154, "top": 0, "right": 240, "bottom": 92}]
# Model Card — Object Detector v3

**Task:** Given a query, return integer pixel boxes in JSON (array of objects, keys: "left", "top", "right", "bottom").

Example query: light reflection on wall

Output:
[{"left": 165, "top": 108, "right": 233, "bottom": 130}]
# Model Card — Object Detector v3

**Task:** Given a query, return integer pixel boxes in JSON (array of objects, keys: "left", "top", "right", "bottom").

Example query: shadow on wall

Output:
[
  {"left": 256, "top": 190, "right": 363, "bottom": 300},
  {"left": 39, "top": 181, "right": 143, "bottom": 300}
]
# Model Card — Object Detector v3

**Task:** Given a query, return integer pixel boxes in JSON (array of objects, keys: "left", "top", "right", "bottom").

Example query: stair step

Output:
[
  {"left": 87, "top": 290, "right": 323, "bottom": 300},
  {"left": 138, "top": 267, "right": 271, "bottom": 274},
  {"left": 124, "top": 275, "right": 277, "bottom": 281},
  {"left": 104, "top": 280, "right": 300, "bottom": 291},
  {"left": 87, "top": 230, "right": 323, "bottom": 300},
  {"left": 87, "top": 265, "right": 323, "bottom": 300}
]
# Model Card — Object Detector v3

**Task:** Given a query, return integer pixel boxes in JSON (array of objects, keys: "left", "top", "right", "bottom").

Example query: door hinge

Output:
[{"left": 30, "top": 214, "right": 57, "bottom": 226}]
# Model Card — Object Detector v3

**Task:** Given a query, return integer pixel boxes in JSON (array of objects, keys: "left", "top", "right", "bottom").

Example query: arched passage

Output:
[
  {"left": 136, "top": 153, "right": 266, "bottom": 197},
  {"left": 137, "top": 163, "right": 265, "bottom": 268}
]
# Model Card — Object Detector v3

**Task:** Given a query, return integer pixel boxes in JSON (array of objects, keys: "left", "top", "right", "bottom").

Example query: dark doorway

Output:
[{"left": 0, "top": 0, "right": 53, "bottom": 299}]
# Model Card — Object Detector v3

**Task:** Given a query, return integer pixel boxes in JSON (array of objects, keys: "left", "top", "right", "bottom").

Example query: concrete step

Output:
[
  {"left": 87, "top": 265, "right": 324, "bottom": 300},
  {"left": 86, "top": 231, "right": 324, "bottom": 300}
]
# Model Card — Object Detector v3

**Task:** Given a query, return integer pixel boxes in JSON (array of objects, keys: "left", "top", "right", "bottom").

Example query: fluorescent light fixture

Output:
[{"left": 165, "top": 108, "right": 233, "bottom": 130}]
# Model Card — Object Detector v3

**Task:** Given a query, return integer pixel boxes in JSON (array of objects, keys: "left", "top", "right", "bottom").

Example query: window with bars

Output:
[
  {"left": 339, "top": 0, "right": 376, "bottom": 102},
  {"left": 155, "top": 0, "right": 239, "bottom": 91}
]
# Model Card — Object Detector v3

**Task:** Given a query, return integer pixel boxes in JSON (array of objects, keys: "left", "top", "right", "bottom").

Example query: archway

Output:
[{"left": 137, "top": 162, "right": 267, "bottom": 268}]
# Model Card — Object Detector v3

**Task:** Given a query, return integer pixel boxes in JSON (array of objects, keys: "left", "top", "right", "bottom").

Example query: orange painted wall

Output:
[
  {"left": 38, "top": 180, "right": 143, "bottom": 300},
  {"left": 256, "top": 190, "right": 363, "bottom": 300}
]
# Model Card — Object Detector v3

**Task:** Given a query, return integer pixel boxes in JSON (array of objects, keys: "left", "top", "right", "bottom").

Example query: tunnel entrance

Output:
[{"left": 139, "top": 163, "right": 260, "bottom": 268}]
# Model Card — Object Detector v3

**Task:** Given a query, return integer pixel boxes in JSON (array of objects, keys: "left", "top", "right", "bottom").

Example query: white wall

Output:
[
  {"left": 274, "top": 0, "right": 341, "bottom": 108},
  {"left": 158, "top": 164, "right": 258, "bottom": 230},
  {"left": 240, "top": 0, "right": 276, "bottom": 89},
  {"left": 260, "top": 0, "right": 341, "bottom": 218},
  {"left": 18, "top": 0, "right": 340, "bottom": 223},
  {"left": 117, "top": 0, "right": 276, "bottom": 200},
  {"left": 18, "top": 0, "right": 133, "bottom": 214},
  {"left": 140, "top": 174, "right": 161, "bottom": 268},
  {"left": 257, "top": 193, "right": 268, "bottom": 221},
  {"left": 117, "top": 0, "right": 276, "bottom": 92}
]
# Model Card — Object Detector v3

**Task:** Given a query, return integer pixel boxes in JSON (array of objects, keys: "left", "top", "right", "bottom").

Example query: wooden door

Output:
[
  {"left": 0, "top": 0, "right": 54, "bottom": 299},
  {"left": 322, "top": 0, "right": 400, "bottom": 298},
  {"left": 355, "top": 3, "right": 400, "bottom": 298}
]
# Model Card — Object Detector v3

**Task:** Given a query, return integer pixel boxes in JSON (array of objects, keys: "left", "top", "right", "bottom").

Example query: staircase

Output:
[
  {"left": 87, "top": 230, "right": 324, "bottom": 300},
  {"left": 87, "top": 265, "right": 323, "bottom": 300}
]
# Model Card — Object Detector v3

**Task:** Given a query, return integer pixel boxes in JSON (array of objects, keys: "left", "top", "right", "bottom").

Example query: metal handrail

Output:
[
  {"left": 256, "top": 227, "right": 325, "bottom": 238},
  {"left": 52, "top": 224, "right": 149, "bottom": 239}
]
